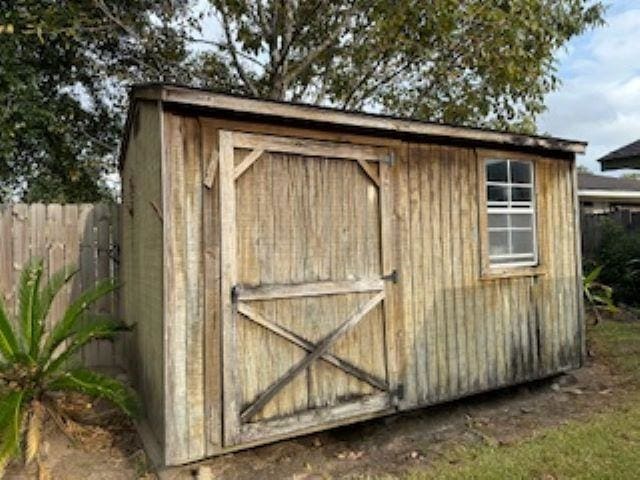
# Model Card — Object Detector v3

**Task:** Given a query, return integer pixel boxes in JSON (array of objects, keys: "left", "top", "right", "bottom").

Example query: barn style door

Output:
[{"left": 218, "top": 130, "right": 397, "bottom": 446}]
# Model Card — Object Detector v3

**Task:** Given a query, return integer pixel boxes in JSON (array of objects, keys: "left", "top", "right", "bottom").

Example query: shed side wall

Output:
[
  {"left": 120, "top": 101, "right": 165, "bottom": 449},
  {"left": 397, "top": 143, "right": 581, "bottom": 407}
]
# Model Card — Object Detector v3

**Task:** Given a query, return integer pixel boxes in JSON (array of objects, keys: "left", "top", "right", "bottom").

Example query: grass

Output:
[{"left": 403, "top": 318, "right": 640, "bottom": 480}]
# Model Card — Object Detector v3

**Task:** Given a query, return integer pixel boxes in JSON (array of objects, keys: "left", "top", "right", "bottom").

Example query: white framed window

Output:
[{"left": 485, "top": 159, "right": 537, "bottom": 267}]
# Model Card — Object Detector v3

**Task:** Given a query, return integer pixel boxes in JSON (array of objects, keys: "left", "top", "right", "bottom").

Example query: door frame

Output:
[{"left": 218, "top": 130, "right": 398, "bottom": 446}]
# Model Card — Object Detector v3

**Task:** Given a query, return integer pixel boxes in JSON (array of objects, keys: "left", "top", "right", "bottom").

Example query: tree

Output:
[
  {"left": 0, "top": 0, "right": 196, "bottom": 202},
  {"left": 200, "top": 0, "right": 605, "bottom": 131},
  {"left": 1, "top": 0, "right": 604, "bottom": 202}
]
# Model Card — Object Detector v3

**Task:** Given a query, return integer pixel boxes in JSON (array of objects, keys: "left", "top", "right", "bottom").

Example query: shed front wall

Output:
[
  {"left": 395, "top": 143, "right": 581, "bottom": 409},
  {"left": 159, "top": 109, "right": 582, "bottom": 465}
]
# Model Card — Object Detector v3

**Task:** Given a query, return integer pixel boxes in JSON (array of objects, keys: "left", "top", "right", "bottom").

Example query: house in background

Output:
[
  {"left": 578, "top": 172, "right": 640, "bottom": 213},
  {"left": 598, "top": 138, "right": 640, "bottom": 171}
]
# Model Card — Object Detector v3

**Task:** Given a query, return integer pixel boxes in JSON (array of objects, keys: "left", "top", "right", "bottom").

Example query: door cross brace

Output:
[
  {"left": 237, "top": 302, "right": 389, "bottom": 392},
  {"left": 239, "top": 291, "right": 386, "bottom": 422}
]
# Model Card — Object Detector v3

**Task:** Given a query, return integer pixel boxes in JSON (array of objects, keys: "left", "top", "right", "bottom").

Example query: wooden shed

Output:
[{"left": 119, "top": 84, "right": 586, "bottom": 467}]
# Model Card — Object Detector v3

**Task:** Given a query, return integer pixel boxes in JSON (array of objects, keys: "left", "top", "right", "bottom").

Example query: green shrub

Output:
[
  {"left": 590, "top": 219, "right": 640, "bottom": 307},
  {"left": 0, "top": 259, "right": 139, "bottom": 474}
]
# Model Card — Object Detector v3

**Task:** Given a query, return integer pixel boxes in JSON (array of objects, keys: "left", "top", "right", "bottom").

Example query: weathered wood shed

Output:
[{"left": 119, "top": 84, "right": 586, "bottom": 467}]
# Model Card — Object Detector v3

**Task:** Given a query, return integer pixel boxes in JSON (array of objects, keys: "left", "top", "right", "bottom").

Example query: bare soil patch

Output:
[{"left": 5, "top": 317, "right": 631, "bottom": 479}]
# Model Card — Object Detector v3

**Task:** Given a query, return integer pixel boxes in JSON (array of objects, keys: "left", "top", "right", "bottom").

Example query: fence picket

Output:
[
  {"left": 0, "top": 203, "right": 120, "bottom": 367},
  {"left": 581, "top": 208, "right": 640, "bottom": 260}
]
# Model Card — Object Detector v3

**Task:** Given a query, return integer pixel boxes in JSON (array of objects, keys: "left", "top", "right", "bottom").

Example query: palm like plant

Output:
[
  {"left": 0, "top": 259, "right": 139, "bottom": 473},
  {"left": 583, "top": 265, "right": 617, "bottom": 324}
]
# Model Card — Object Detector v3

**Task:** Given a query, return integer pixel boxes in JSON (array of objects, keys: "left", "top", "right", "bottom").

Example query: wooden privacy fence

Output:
[
  {"left": 581, "top": 208, "right": 640, "bottom": 259},
  {"left": 0, "top": 203, "right": 121, "bottom": 367}
]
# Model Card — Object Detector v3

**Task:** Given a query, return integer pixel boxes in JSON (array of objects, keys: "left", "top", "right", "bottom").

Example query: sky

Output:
[{"left": 537, "top": 0, "right": 640, "bottom": 175}]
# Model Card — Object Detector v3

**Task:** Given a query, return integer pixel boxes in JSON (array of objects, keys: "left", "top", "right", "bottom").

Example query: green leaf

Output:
[
  {"left": 32, "top": 265, "right": 78, "bottom": 359},
  {"left": 18, "top": 260, "right": 43, "bottom": 358},
  {"left": 44, "top": 316, "right": 129, "bottom": 375},
  {"left": 584, "top": 265, "right": 603, "bottom": 285},
  {"left": 48, "top": 368, "right": 140, "bottom": 418},
  {"left": 42, "top": 279, "right": 118, "bottom": 360},
  {"left": 0, "top": 391, "right": 27, "bottom": 475},
  {"left": 0, "top": 297, "right": 20, "bottom": 362}
]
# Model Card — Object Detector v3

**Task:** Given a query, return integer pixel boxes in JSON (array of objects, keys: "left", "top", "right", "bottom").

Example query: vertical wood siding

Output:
[
  {"left": 150, "top": 111, "right": 582, "bottom": 465},
  {"left": 0, "top": 203, "right": 120, "bottom": 366},
  {"left": 397, "top": 144, "right": 581, "bottom": 407},
  {"left": 232, "top": 150, "right": 386, "bottom": 422},
  {"left": 162, "top": 112, "right": 208, "bottom": 464},
  {"left": 120, "top": 101, "right": 165, "bottom": 456}
]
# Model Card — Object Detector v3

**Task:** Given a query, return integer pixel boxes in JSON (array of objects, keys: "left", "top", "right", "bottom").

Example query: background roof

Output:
[
  {"left": 598, "top": 139, "right": 640, "bottom": 170},
  {"left": 578, "top": 172, "right": 640, "bottom": 191}
]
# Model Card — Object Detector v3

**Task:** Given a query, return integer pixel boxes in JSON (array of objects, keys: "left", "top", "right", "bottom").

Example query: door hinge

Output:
[
  {"left": 396, "top": 383, "right": 405, "bottom": 400},
  {"left": 231, "top": 285, "right": 238, "bottom": 303},
  {"left": 382, "top": 270, "right": 398, "bottom": 283},
  {"left": 391, "top": 383, "right": 405, "bottom": 408}
]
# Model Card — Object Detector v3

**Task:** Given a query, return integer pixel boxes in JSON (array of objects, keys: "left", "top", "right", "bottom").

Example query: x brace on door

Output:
[
  {"left": 219, "top": 130, "right": 397, "bottom": 444},
  {"left": 235, "top": 289, "right": 387, "bottom": 422}
]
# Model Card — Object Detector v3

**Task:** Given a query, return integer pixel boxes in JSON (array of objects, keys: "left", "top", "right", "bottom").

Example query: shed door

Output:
[{"left": 219, "top": 130, "right": 397, "bottom": 446}]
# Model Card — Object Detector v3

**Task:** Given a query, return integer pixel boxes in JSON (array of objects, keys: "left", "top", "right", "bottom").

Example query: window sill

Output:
[{"left": 480, "top": 265, "right": 546, "bottom": 280}]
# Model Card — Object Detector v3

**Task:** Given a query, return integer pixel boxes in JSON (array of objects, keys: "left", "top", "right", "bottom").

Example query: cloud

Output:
[{"left": 538, "top": 3, "right": 640, "bottom": 174}]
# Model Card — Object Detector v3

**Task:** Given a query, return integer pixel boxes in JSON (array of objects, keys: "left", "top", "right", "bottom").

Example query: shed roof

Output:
[
  {"left": 598, "top": 139, "right": 640, "bottom": 171},
  {"left": 120, "top": 83, "right": 586, "bottom": 168}
]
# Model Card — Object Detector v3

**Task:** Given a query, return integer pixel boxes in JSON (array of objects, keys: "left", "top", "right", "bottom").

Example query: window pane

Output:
[
  {"left": 489, "top": 231, "right": 509, "bottom": 256},
  {"left": 511, "top": 213, "right": 532, "bottom": 228},
  {"left": 489, "top": 214, "right": 508, "bottom": 228},
  {"left": 488, "top": 185, "right": 508, "bottom": 202},
  {"left": 487, "top": 160, "right": 508, "bottom": 182},
  {"left": 510, "top": 161, "right": 531, "bottom": 184},
  {"left": 511, "top": 187, "right": 532, "bottom": 202},
  {"left": 512, "top": 230, "right": 534, "bottom": 254}
]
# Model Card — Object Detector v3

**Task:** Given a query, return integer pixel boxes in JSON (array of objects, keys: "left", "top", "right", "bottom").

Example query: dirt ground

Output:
[{"left": 5, "top": 330, "right": 629, "bottom": 480}]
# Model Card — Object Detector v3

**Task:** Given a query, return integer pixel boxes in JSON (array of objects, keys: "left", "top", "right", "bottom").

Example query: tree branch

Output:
[
  {"left": 92, "top": 0, "right": 166, "bottom": 76},
  {"left": 217, "top": 5, "right": 259, "bottom": 96},
  {"left": 281, "top": 4, "right": 355, "bottom": 87},
  {"left": 344, "top": 59, "right": 415, "bottom": 111},
  {"left": 187, "top": 36, "right": 266, "bottom": 68}
]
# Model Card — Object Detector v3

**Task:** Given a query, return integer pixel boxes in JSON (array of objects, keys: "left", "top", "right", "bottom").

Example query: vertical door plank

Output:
[{"left": 219, "top": 130, "right": 240, "bottom": 445}]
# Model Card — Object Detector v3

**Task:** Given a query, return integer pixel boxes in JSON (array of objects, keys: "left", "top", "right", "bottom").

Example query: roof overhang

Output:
[{"left": 120, "top": 84, "right": 587, "bottom": 169}]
